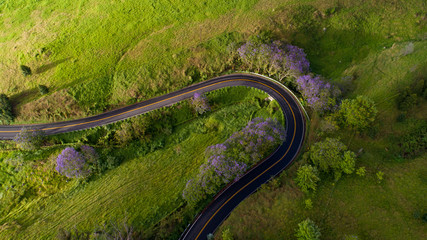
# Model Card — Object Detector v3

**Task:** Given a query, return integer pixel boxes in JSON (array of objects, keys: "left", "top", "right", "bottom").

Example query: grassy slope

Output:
[{"left": 0, "top": 87, "right": 284, "bottom": 239}]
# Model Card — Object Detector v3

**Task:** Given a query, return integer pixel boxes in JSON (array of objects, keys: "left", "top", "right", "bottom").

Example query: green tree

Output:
[
  {"left": 295, "top": 218, "right": 321, "bottom": 240},
  {"left": 309, "top": 138, "right": 356, "bottom": 180},
  {"left": 20, "top": 65, "right": 32, "bottom": 76},
  {"left": 295, "top": 165, "right": 320, "bottom": 193},
  {"left": 38, "top": 85, "right": 49, "bottom": 95},
  {"left": 0, "top": 94, "right": 14, "bottom": 124},
  {"left": 338, "top": 95, "right": 377, "bottom": 131}
]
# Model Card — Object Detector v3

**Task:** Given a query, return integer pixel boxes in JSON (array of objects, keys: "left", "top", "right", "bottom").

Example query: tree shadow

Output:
[{"left": 35, "top": 58, "right": 71, "bottom": 74}]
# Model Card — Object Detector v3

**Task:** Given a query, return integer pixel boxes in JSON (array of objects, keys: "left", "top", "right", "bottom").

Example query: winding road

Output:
[{"left": 0, "top": 73, "right": 307, "bottom": 239}]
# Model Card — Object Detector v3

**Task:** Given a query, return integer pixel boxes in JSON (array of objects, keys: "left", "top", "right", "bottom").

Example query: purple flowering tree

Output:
[
  {"left": 191, "top": 92, "right": 210, "bottom": 115},
  {"left": 237, "top": 40, "right": 310, "bottom": 81},
  {"left": 296, "top": 75, "right": 340, "bottom": 112},
  {"left": 56, "top": 147, "right": 92, "bottom": 179},
  {"left": 13, "top": 127, "right": 45, "bottom": 151},
  {"left": 183, "top": 118, "right": 285, "bottom": 205}
]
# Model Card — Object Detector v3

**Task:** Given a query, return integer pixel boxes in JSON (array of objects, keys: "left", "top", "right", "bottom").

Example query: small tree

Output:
[
  {"left": 309, "top": 138, "right": 356, "bottom": 180},
  {"left": 38, "top": 85, "right": 49, "bottom": 95},
  {"left": 295, "top": 165, "right": 320, "bottom": 193},
  {"left": 13, "top": 127, "right": 45, "bottom": 151},
  {"left": 0, "top": 94, "right": 14, "bottom": 124},
  {"left": 338, "top": 96, "right": 377, "bottom": 131},
  {"left": 295, "top": 218, "right": 321, "bottom": 240},
  {"left": 56, "top": 147, "right": 91, "bottom": 179},
  {"left": 20, "top": 65, "right": 32, "bottom": 76},
  {"left": 191, "top": 92, "right": 210, "bottom": 115}
]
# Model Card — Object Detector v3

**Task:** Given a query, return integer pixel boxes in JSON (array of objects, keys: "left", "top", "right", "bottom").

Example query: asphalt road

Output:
[{"left": 0, "top": 73, "right": 307, "bottom": 239}]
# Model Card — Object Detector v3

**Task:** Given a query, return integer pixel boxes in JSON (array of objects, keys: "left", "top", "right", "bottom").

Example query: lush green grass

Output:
[{"left": 0, "top": 86, "right": 284, "bottom": 239}]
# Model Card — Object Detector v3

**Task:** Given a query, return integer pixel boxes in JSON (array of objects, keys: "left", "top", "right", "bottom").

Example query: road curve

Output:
[{"left": 0, "top": 73, "right": 307, "bottom": 239}]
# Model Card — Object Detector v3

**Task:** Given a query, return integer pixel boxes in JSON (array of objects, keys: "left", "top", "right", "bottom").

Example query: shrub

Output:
[
  {"left": 308, "top": 138, "right": 356, "bottom": 180},
  {"left": 0, "top": 93, "right": 14, "bottom": 124},
  {"left": 13, "top": 127, "right": 45, "bottom": 151},
  {"left": 295, "top": 218, "right": 321, "bottom": 240},
  {"left": 20, "top": 65, "right": 32, "bottom": 76},
  {"left": 376, "top": 171, "right": 384, "bottom": 183},
  {"left": 338, "top": 95, "right": 377, "bottom": 132},
  {"left": 398, "top": 88, "right": 418, "bottom": 111},
  {"left": 399, "top": 123, "right": 427, "bottom": 158},
  {"left": 191, "top": 92, "right": 210, "bottom": 115},
  {"left": 222, "top": 227, "right": 234, "bottom": 240},
  {"left": 56, "top": 147, "right": 92, "bottom": 179},
  {"left": 304, "top": 198, "right": 313, "bottom": 209},
  {"left": 38, "top": 85, "right": 49, "bottom": 95},
  {"left": 356, "top": 167, "right": 366, "bottom": 177},
  {"left": 295, "top": 165, "right": 320, "bottom": 193}
]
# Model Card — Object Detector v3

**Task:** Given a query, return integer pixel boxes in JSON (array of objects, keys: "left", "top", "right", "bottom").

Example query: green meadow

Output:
[{"left": 0, "top": 0, "right": 426, "bottom": 239}]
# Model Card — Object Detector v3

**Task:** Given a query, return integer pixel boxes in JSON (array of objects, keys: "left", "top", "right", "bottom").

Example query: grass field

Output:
[{"left": 1, "top": 0, "right": 426, "bottom": 239}]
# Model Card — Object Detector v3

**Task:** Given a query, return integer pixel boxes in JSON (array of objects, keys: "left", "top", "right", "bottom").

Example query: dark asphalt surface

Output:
[{"left": 0, "top": 73, "right": 306, "bottom": 240}]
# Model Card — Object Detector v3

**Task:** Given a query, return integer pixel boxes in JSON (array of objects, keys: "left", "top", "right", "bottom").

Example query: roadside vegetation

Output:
[{"left": 0, "top": 0, "right": 426, "bottom": 239}]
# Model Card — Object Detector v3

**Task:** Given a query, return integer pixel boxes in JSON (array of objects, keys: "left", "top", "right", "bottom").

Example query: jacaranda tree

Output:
[
  {"left": 56, "top": 146, "right": 98, "bottom": 179},
  {"left": 296, "top": 74, "right": 340, "bottom": 112},
  {"left": 13, "top": 127, "right": 45, "bottom": 151},
  {"left": 191, "top": 92, "right": 210, "bottom": 115}
]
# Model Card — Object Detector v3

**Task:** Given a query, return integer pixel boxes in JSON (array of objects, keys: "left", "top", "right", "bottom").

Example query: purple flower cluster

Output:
[
  {"left": 55, "top": 147, "right": 96, "bottom": 179},
  {"left": 296, "top": 75, "right": 339, "bottom": 112},
  {"left": 182, "top": 118, "right": 285, "bottom": 205},
  {"left": 13, "top": 127, "right": 45, "bottom": 151},
  {"left": 237, "top": 40, "right": 309, "bottom": 80},
  {"left": 191, "top": 92, "right": 210, "bottom": 115}
]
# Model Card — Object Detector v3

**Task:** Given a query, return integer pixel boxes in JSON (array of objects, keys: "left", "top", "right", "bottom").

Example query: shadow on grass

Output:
[{"left": 35, "top": 58, "right": 71, "bottom": 74}]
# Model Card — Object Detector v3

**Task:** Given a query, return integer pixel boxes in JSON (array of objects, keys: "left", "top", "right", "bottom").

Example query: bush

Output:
[
  {"left": 399, "top": 123, "right": 427, "bottom": 158},
  {"left": 20, "top": 65, "right": 32, "bottom": 76},
  {"left": 295, "top": 165, "right": 320, "bottom": 193},
  {"left": 38, "top": 85, "right": 49, "bottom": 95},
  {"left": 295, "top": 218, "right": 321, "bottom": 240},
  {"left": 0, "top": 93, "right": 14, "bottom": 124},
  {"left": 13, "top": 127, "right": 45, "bottom": 151}
]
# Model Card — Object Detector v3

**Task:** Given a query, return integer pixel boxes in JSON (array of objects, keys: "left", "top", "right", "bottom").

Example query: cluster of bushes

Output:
[
  {"left": 295, "top": 138, "right": 357, "bottom": 193},
  {"left": 182, "top": 117, "right": 285, "bottom": 205},
  {"left": 399, "top": 122, "right": 427, "bottom": 158}
]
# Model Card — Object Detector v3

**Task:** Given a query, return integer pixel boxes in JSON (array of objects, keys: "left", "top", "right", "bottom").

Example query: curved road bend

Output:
[{"left": 0, "top": 73, "right": 307, "bottom": 239}]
